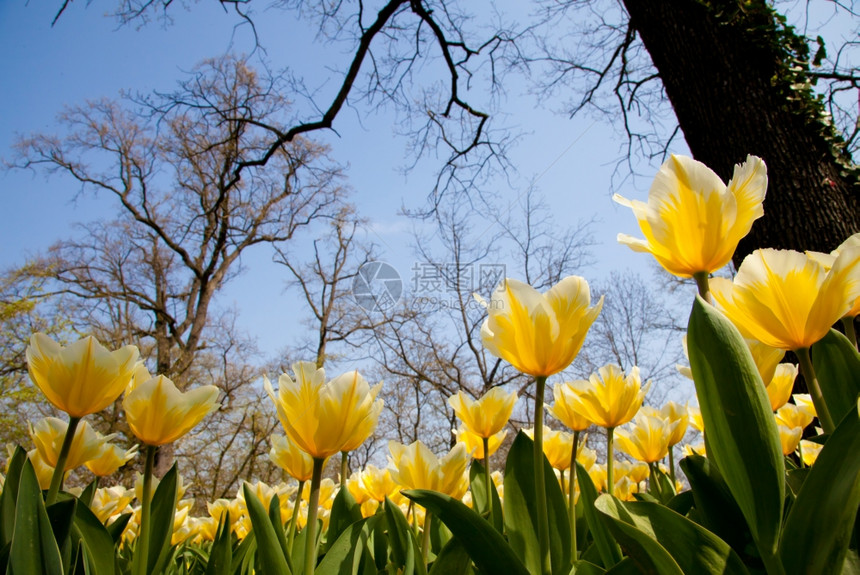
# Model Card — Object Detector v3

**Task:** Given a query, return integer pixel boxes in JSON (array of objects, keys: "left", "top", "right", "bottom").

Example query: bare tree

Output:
[
  {"left": 273, "top": 205, "right": 388, "bottom": 369},
  {"left": 8, "top": 55, "right": 346, "bottom": 475},
  {"left": 54, "top": 0, "right": 857, "bottom": 258}
]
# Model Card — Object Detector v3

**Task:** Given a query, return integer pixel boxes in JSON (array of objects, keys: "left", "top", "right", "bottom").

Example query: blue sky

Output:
[
  {"left": 11, "top": 1, "right": 849, "bottom": 367},
  {"left": 1, "top": 1, "right": 675, "bottom": 359}
]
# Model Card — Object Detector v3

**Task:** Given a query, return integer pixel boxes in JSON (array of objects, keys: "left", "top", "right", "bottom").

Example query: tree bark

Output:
[{"left": 622, "top": 0, "right": 859, "bottom": 263}]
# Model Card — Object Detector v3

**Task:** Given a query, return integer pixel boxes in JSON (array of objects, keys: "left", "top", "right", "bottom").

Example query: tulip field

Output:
[{"left": 2, "top": 154, "right": 859, "bottom": 575}]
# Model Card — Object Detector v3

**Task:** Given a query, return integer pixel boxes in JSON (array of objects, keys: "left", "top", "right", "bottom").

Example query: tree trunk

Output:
[{"left": 622, "top": 0, "right": 859, "bottom": 264}]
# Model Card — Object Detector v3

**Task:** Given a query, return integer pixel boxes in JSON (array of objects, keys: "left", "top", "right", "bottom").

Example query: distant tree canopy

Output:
[{"left": 54, "top": 0, "right": 858, "bottom": 258}]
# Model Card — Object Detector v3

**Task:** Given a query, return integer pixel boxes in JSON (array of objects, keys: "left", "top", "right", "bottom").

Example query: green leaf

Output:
[
  {"left": 9, "top": 458, "right": 63, "bottom": 575},
  {"left": 679, "top": 454, "right": 751, "bottom": 558},
  {"left": 384, "top": 498, "right": 427, "bottom": 575},
  {"left": 604, "top": 557, "right": 646, "bottom": 575},
  {"left": 0, "top": 446, "right": 26, "bottom": 547},
  {"left": 503, "top": 431, "right": 571, "bottom": 574},
  {"left": 72, "top": 498, "right": 117, "bottom": 575},
  {"left": 575, "top": 462, "right": 622, "bottom": 569},
  {"left": 429, "top": 537, "right": 473, "bottom": 575},
  {"left": 569, "top": 560, "right": 607, "bottom": 574},
  {"left": 325, "top": 486, "right": 362, "bottom": 554},
  {"left": 402, "top": 489, "right": 529, "bottom": 575},
  {"left": 780, "top": 404, "right": 860, "bottom": 574},
  {"left": 687, "top": 296, "right": 784, "bottom": 557},
  {"left": 78, "top": 480, "right": 97, "bottom": 509},
  {"left": 315, "top": 515, "right": 381, "bottom": 575},
  {"left": 469, "top": 460, "right": 503, "bottom": 532},
  {"left": 268, "top": 495, "right": 292, "bottom": 572},
  {"left": 591, "top": 495, "right": 682, "bottom": 575},
  {"left": 46, "top": 497, "right": 77, "bottom": 551},
  {"left": 146, "top": 462, "right": 179, "bottom": 574},
  {"left": 812, "top": 329, "right": 860, "bottom": 426},
  {"left": 105, "top": 513, "right": 132, "bottom": 545},
  {"left": 595, "top": 495, "right": 748, "bottom": 574},
  {"left": 232, "top": 529, "right": 256, "bottom": 575},
  {"left": 785, "top": 468, "right": 810, "bottom": 498},
  {"left": 204, "top": 511, "right": 233, "bottom": 575},
  {"left": 664, "top": 491, "right": 694, "bottom": 517},
  {"left": 242, "top": 482, "right": 291, "bottom": 575}
]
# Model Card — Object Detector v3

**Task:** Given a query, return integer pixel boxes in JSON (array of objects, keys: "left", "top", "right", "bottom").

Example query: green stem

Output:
[
  {"left": 421, "top": 510, "right": 433, "bottom": 566},
  {"left": 760, "top": 548, "right": 787, "bottom": 575},
  {"left": 842, "top": 316, "right": 858, "bottom": 350},
  {"left": 693, "top": 272, "right": 713, "bottom": 304},
  {"left": 133, "top": 445, "right": 156, "bottom": 575},
  {"left": 569, "top": 430, "right": 579, "bottom": 560},
  {"left": 304, "top": 457, "right": 325, "bottom": 575},
  {"left": 649, "top": 462, "right": 663, "bottom": 500},
  {"left": 534, "top": 375, "right": 551, "bottom": 575},
  {"left": 606, "top": 427, "right": 615, "bottom": 497},
  {"left": 340, "top": 451, "right": 349, "bottom": 484},
  {"left": 796, "top": 347, "right": 835, "bottom": 433},
  {"left": 797, "top": 442, "right": 804, "bottom": 469},
  {"left": 668, "top": 446, "right": 676, "bottom": 487},
  {"left": 45, "top": 416, "right": 80, "bottom": 505},
  {"left": 408, "top": 500, "right": 419, "bottom": 539},
  {"left": 286, "top": 480, "right": 304, "bottom": 553},
  {"left": 483, "top": 436, "right": 493, "bottom": 523}
]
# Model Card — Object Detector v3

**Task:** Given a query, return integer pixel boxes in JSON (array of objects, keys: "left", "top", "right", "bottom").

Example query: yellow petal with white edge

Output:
[
  {"left": 808, "top": 246, "right": 860, "bottom": 340},
  {"left": 726, "top": 155, "right": 767, "bottom": 233}
]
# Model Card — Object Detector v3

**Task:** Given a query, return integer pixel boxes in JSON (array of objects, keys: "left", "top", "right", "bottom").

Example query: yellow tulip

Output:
[
  {"left": 85, "top": 442, "right": 138, "bottom": 477},
  {"left": 207, "top": 498, "right": 243, "bottom": 525},
  {"left": 777, "top": 424, "right": 803, "bottom": 456},
  {"left": 615, "top": 154, "right": 767, "bottom": 278},
  {"left": 621, "top": 461, "right": 651, "bottom": 485},
  {"left": 123, "top": 371, "right": 220, "bottom": 446},
  {"left": 683, "top": 442, "right": 706, "bottom": 457},
  {"left": 641, "top": 402, "right": 688, "bottom": 447},
  {"left": 577, "top": 445, "right": 598, "bottom": 470},
  {"left": 524, "top": 427, "right": 574, "bottom": 470},
  {"left": 453, "top": 426, "right": 506, "bottom": 459},
  {"left": 26, "top": 333, "right": 139, "bottom": 418},
  {"left": 563, "top": 364, "right": 649, "bottom": 429},
  {"left": 799, "top": 439, "right": 823, "bottom": 466},
  {"left": 239, "top": 480, "right": 293, "bottom": 515},
  {"left": 91, "top": 485, "right": 135, "bottom": 523},
  {"left": 547, "top": 381, "right": 592, "bottom": 431},
  {"left": 615, "top": 412, "right": 680, "bottom": 463},
  {"left": 793, "top": 394, "right": 817, "bottom": 419},
  {"left": 775, "top": 402, "right": 815, "bottom": 432},
  {"left": 135, "top": 470, "right": 189, "bottom": 503},
  {"left": 687, "top": 405, "right": 705, "bottom": 433},
  {"left": 476, "top": 277, "right": 603, "bottom": 377},
  {"left": 747, "top": 339, "right": 786, "bottom": 388},
  {"left": 346, "top": 471, "right": 373, "bottom": 505},
  {"left": 711, "top": 248, "right": 860, "bottom": 350},
  {"left": 30, "top": 417, "right": 114, "bottom": 471},
  {"left": 359, "top": 464, "right": 398, "bottom": 502},
  {"left": 448, "top": 387, "right": 517, "bottom": 438},
  {"left": 27, "top": 449, "right": 59, "bottom": 490},
  {"left": 387, "top": 440, "right": 470, "bottom": 499},
  {"left": 808, "top": 232, "right": 860, "bottom": 317},
  {"left": 269, "top": 433, "right": 316, "bottom": 482},
  {"left": 765, "top": 364, "right": 797, "bottom": 412},
  {"left": 264, "top": 362, "right": 383, "bottom": 460}
]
